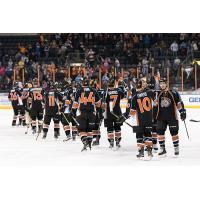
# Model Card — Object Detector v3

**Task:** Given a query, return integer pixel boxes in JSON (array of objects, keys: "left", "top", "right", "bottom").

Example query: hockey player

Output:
[
  {"left": 8, "top": 82, "right": 26, "bottom": 126},
  {"left": 72, "top": 77, "right": 101, "bottom": 151},
  {"left": 119, "top": 78, "right": 155, "bottom": 159},
  {"left": 155, "top": 78, "right": 186, "bottom": 156},
  {"left": 91, "top": 80, "right": 104, "bottom": 146},
  {"left": 29, "top": 78, "right": 44, "bottom": 134},
  {"left": 42, "top": 82, "right": 63, "bottom": 139},
  {"left": 102, "top": 78, "right": 126, "bottom": 149},
  {"left": 22, "top": 82, "right": 32, "bottom": 130},
  {"left": 60, "top": 80, "right": 78, "bottom": 141}
]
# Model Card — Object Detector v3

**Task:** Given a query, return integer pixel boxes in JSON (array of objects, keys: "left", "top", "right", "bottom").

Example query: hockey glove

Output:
[{"left": 179, "top": 108, "right": 186, "bottom": 121}]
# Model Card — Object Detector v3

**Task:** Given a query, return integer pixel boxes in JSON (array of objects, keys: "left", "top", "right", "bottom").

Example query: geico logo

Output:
[{"left": 189, "top": 97, "right": 200, "bottom": 102}]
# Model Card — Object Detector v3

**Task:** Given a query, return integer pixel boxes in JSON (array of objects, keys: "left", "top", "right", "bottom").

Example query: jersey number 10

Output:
[{"left": 137, "top": 97, "right": 151, "bottom": 113}]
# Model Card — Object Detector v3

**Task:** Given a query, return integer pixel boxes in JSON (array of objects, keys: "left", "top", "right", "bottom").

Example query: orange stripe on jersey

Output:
[
  {"left": 115, "top": 131, "right": 121, "bottom": 138},
  {"left": 144, "top": 141, "right": 153, "bottom": 147},
  {"left": 79, "top": 132, "right": 87, "bottom": 137},
  {"left": 107, "top": 132, "right": 114, "bottom": 139},
  {"left": 137, "top": 143, "right": 145, "bottom": 149},
  {"left": 63, "top": 125, "right": 70, "bottom": 131},
  {"left": 158, "top": 135, "right": 165, "bottom": 141},
  {"left": 87, "top": 132, "right": 93, "bottom": 137},
  {"left": 172, "top": 135, "right": 179, "bottom": 142}
]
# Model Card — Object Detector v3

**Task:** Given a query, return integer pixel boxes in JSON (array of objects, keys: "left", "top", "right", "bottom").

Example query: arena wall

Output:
[{"left": 1, "top": 93, "right": 200, "bottom": 109}]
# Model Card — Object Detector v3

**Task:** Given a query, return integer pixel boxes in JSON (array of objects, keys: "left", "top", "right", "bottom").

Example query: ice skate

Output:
[
  {"left": 63, "top": 134, "right": 71, "bottom": 142},
  {"left": 153, "top": 144, "right": 158, "bottom": 153},
  {"left": 42, "top": 132, "right": 47, "bottom": 139},
  {"left": 81, "top": 141, "right": 88, "bottom": 152},
  {"left": 136, "top": 149, "right": 144, "bottom": 159},
  {"left": 32, "top": 128, "right": 36, "bottom": 134},
  {"left": 109, "top": 139, "right": 114, "bottom": 149},
  {"left": 158, "top": 147, "right": 167, "bottom": 157},
  {"left": 37, "top": 125, "right": 42, "bottom": 134},
  {"left": 174, "top": 147, "right": 179, "bottom": 157}
]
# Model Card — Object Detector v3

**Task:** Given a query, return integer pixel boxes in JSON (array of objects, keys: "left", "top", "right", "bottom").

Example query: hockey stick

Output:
[
  {"left": 190, "top": 119, "right": 200, "bottom": 122},
  {"left": 184, "top": 120, "right": 190, "bottom": 139},
  {"left": 110, "top": 112, "right": 133, "bottom": 128},
  {"left": 71, "top": 115, "right": 80, "bottom": 126}
]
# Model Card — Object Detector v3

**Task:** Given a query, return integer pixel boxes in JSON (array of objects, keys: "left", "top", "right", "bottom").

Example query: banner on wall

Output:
[{"left": 0, "top": 93, "right": 200, "bottom": 109}]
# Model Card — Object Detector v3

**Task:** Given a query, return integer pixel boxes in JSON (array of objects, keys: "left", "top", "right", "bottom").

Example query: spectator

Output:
[
  {"left": 180, "top": 41, "right": 187, "bottom": 56},
  {"left": 102, "top": 73, "right": 109, "bottom": 86},
  {"left": 44, "top": 43, "right": 50, "bottom": 58},
  {"left": 173, "top": 57, "right": 181, "bottom": 79},
  {"left": 170, "top": 41, "right": 179, "bottom": 57},
  {"left": 132, "top": 34, "right": 139, "bottom": 48},
  {"left": 143, "top": 34, "right": 151, "bottom": 48},
  {"left": 191, "top": 41, "right": 198, "bottom": 51},
  {"left": 141, "top": 56, "right": 149, "bottom": 75},
  {"left": 75, "top": 72, "right": 82, "bottom": 83},
  {"left": 35, "top": 42, "right": 41, "bottom": 58},
  {"left": 0, "top": 65, "right": 5, "bottom": 82},
  {"left": 87, "top": 49, "right": 95, "bottom": 68}
]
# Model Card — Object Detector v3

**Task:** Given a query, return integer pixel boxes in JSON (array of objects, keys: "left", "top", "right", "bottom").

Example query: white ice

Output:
[{"left": 0, "top": 109, "right": 200, "bottom": 166}]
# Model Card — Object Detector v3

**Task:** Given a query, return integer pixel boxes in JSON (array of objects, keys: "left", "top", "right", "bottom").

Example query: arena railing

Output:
[{"left": 10, "top": 62, "right": 200, "bottom": 93}]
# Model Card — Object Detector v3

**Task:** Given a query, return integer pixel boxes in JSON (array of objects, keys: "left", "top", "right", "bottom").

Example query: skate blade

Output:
[
  {"left": 63, "top": 138, "right": 71, "bottom": 142},
  {"left": 137, "top": 156, "right": 145, "bottom": 161},
  {"left": 113, "top": 146, "right": 121, "bottom": 151},
  {"left": 158, "top": 154, "right": 167, "bottom": 158}
]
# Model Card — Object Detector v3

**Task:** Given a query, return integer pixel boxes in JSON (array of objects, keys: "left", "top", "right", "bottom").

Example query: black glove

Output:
[{"left": 179, "top": 109, "right": 186, "bottom": 121}]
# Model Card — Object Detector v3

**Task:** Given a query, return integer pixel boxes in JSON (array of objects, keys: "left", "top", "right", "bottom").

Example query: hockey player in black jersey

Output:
[
  {"left": 155, "top": 78, "right": 186, "bottom": 156},
  {"left": 119, "top": 78, "right": 155, "bottom": 159},
  {"left": 90, "top": 79, "right": 104, "bottom": 146},
  {"left": 42, "top": 82, "right": 63, "bottom": 139},
  {"left": 29, "top": 78, "right": 44, "bottom": 134},
  {"left": 8, "top": 82, "right": 26, "bottom": 126},
  {"left": 72, "top": 78, "right": 101, "bottom": 151},
  {"left": 22, "top": 82, "right": 32, "bottom": 130},
  {"left": 102, "top": 78, "right": 126, "bottom": 149},
  {"left": 60, "top": 80, "right": 78, "bottom": 141}
]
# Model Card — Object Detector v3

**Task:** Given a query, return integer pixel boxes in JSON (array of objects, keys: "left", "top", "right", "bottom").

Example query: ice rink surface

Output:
[{"left": 0, "top": 108, "right": 200, "bottom": 166}]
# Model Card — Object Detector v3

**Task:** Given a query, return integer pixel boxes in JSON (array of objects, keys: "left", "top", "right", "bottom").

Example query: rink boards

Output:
[{"left": 0, "top": 93, "right": 200, "bottom": 109}]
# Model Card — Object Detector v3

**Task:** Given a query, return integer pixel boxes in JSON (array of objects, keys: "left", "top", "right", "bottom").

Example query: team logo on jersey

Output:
[{"left": 160, "top": 97, "right": 171, "bottom": 108}]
